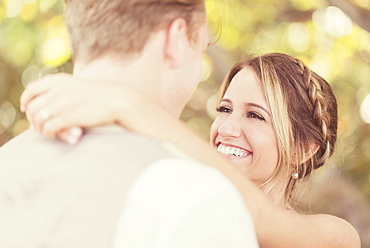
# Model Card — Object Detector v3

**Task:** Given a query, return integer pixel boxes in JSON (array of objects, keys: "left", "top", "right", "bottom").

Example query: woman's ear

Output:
[
  {"left": 163, "top": 18, "right": 188, "bottom": 68},
  {"left": 294, "top": 143, "right": 320, "bottom": 165}
]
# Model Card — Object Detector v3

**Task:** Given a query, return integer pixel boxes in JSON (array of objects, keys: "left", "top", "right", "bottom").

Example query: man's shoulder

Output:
[
  {"left": 82, "top": 125, "right": 191, "bottom": 164},
  {"left": 0, "top": 126, "right": 193, "bottom": 186},
  {"left": 0, "top": 129, "right": 46, "bottom": 163},
  {"left": 136, "top": 157, "right": 241, "bottom": 198},
  {"left": 0, "top": 125, "right": 178, "bottom": 163}
]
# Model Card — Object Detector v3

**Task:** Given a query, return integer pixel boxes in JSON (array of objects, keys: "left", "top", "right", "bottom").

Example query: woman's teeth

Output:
[{"left": 217, "top": 144, "right": 250, "bottom": 157}]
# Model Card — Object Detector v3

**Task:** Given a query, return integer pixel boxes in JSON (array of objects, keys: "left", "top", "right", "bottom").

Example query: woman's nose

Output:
[{"left": 218, "top": 114, "right": 242, "bottom": 138}]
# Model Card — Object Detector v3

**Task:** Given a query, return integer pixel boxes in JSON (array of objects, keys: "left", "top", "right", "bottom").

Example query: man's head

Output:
[
  {"left": 64, "top": 0, "right": 209, "bottom": 118},
  {"left": 64, "top": 0, "right": 207, "bottom": 65}
]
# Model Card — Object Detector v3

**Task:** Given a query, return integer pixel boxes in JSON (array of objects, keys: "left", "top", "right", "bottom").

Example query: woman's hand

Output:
[{"left": 20, "top": 73, "right": 132, "bottom": 144}]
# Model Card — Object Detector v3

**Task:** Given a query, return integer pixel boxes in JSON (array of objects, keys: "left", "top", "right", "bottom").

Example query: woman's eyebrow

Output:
[
  {"left": 221, "top": 98, "right": 270, "bottom": 116},
  {"left": 244, "top": 102, "right": 270, "bottom": 116},
  {"left": 220, "top": 98, "right": 232, "bottom": 104}
]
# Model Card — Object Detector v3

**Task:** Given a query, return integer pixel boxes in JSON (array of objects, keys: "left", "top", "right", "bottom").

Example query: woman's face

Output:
[{"left": 210, "top": 67, "right": 279, "bottom": 185}]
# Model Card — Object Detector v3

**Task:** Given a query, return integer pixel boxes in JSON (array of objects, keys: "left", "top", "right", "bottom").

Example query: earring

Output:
[
  {"left": 292, "top": 172, "right": 299, "bottom": 179},
  {"left": 292, "top": 161, "right": 299, "bottom": 179}
]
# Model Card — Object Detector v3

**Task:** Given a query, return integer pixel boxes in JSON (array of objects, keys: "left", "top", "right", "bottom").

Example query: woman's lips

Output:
[{"left": 217, "top": 143, "right": 252, "bottom": 158}]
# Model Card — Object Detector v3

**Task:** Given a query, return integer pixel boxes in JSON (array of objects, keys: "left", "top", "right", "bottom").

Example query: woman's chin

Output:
[{"left": 224, "top": 155, "right": 252, "bottom": 174}]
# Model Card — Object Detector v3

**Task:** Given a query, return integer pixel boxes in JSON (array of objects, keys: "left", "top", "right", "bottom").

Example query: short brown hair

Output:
[
  {"left": 220, "top": 53, "right": 338, "bottom": 206},
  {"left": 64, "top": 0, "right": 206, "bottom": 64}
]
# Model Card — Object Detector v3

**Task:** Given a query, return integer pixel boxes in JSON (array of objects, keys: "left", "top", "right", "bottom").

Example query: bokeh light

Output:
[
  {"left": 40, "top": 0, "right": 58, "bottom": 13},
  {"left": 0, "top": 102, "right": 16, "bottom": 130},
  {"left": 42, "top": 37, "right": 71, "bottom": 66},
  {"left": 360, "top": 94, "right": 370, "bottom": 124},
  {"left": 200, "top": 55, "right": 213, "bottom": 82},
  {"left": 5, "top": 0, "right": 23, "bottom": 18},
  {"left": 20, "top": 1, "right": 38, "bottom": 21},
  {"left": 288, "top": 22, "right": 310, "bottom": 52},
  {"left": 313, "top": 6, "right": 353, "bottom": 38}
]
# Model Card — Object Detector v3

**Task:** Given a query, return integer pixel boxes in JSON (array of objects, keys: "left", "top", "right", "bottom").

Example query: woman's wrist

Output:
[{"left": 112, "top": 84, "right": 146, "bottom": 129}]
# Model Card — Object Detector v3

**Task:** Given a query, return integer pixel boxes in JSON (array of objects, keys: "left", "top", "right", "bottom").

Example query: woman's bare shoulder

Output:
[{"left": 302, "top": 213, "right": 361, "bottom": 248}]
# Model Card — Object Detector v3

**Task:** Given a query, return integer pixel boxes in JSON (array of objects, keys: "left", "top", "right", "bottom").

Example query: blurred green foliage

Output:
[{"left": 0, "top": 0, "right": 369, "bottom": 244}]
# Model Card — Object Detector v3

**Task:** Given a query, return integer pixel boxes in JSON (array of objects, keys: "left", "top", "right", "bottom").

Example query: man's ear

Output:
[{"left": 163, "top": 18, "right": 188, "bottom": 68}]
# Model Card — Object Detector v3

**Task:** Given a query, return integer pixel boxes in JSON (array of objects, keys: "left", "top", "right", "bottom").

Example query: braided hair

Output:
[{"left": 220, "top": 53, "right": 338, "bottom": 206}]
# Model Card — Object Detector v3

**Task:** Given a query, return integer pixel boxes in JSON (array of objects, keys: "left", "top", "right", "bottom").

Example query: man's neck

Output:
[
  {"left": 73, "top": 55, "right": 157, "bottom": 94},
  {"left": 72, "top": 54, "right": 182, "bottom": 118}
]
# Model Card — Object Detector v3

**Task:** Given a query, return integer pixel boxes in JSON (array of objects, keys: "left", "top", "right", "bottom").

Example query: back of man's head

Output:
[{"left": 64, "top": 0, "right": 206, "bottom": 65}]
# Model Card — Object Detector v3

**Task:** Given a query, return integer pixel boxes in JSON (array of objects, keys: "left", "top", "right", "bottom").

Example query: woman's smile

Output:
[{"left": 217, "top": 143, "right": 252, "bottom": 158}]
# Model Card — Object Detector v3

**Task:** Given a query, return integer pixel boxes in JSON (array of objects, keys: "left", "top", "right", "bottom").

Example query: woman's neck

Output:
[{"left": 259, "top": 180, "right": 294, "bottom": 211}]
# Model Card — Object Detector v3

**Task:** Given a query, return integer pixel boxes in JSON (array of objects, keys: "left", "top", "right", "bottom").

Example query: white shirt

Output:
[
  {"left": 112, "top": 158, "right": 259, "bottom": 248},
  {"left": 0, "top": 127, "right": 258, "bottom": 247}
]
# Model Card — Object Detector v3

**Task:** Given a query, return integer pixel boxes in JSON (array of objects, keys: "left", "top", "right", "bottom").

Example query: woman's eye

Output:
[
  {"left": 216, "top": 106, "right": 232, "bottom": 114},
  {"left": 247, "top": 111, "right": 265, "bottom": 121}
]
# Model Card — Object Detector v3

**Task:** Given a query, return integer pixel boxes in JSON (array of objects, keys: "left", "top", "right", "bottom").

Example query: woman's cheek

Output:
[{"left": 209, "top": 117, "right": 222, "bottom": 145}]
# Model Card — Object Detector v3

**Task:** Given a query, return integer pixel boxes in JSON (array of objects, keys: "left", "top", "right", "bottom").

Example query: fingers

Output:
[
  {"left": 21, "top": 73, "right": 86, "bottom": 145},
  {"left": 20, "top": 73, "right": 72, "bottom": 112},
  {"left": 25, "top": 93, "right": 58, "bottom": 132},
  {"left": 56, "top": 127, "right": 84, "bottom": 145},
  {"left": 41, "top": 112, "right": 83, "bottom": 140},
  {"left": 28, "top": 108, "right": 76, "bottom": 140},
  {"left": 20, "top": 76, "right": 53, "bottom": 112}
]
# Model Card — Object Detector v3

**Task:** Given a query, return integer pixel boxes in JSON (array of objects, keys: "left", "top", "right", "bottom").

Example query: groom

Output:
[{"left": 0, "top": 0, "right": 258, "bottom": 247}]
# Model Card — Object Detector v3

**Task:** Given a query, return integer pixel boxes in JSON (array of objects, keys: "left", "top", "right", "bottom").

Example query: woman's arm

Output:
[
  {"left": 20, "top": 74, "right": 132, "bottom": 140},
  {"left": 110, "top": 85, "right": 361, "bottom": 248},
  {"left": 20, "top": 74, "right": 361, "bottom": 248}
]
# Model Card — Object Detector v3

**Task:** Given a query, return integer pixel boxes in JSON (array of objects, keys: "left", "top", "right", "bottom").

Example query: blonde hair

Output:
[
  {"left": 63, "top": 0, "right": 206, "bottom": 64},
  {"left": 219, "top": 53, "right": 338, "bottom": 206}
]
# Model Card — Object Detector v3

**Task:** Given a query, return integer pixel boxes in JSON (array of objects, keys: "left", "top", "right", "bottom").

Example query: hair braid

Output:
[{"left": 294, "top": 58, "right": 336, "bottom": 171}]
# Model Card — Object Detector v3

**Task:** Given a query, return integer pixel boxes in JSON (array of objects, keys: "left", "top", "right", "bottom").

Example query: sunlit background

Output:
[{"left": 0, "top": 0, "right": 369, "bottom": 246}]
